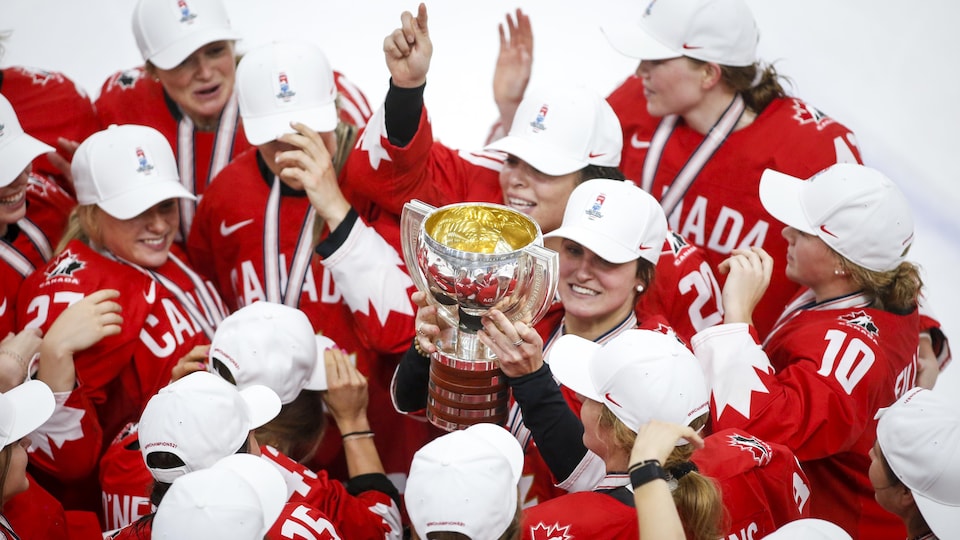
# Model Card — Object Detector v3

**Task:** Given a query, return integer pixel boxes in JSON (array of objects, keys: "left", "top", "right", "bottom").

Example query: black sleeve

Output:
[
  {"left": 392, "top": 343, "right": 431, "bottom": 412},
  {"left": 383, "top": 79, "right": 425, "bottom": 147},
  {"left": 345, "top": 472, "right": 401, "bottom": 507},
  {"left": 314, "top": 207, "right": 359, "bottom": 258},
  {"left": 507, "top": 365, "right": 587, "bottom": 482}
]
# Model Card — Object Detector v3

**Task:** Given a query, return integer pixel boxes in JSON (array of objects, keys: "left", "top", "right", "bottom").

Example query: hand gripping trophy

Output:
[{"left": 401, "top": 200, "right": 558, "bottom": 431}]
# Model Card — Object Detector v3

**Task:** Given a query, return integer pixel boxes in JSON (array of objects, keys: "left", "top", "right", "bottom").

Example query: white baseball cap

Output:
[
  {"left": 237, "top": 41, "right": 339, "bottom": 145},
  {"left": 139, "top": 371, "right": 281, "bottom": 484},
  {"left": 72, "top": 124, "right": 195, "bottom": 220},
  {"left": 603, "top": 0, "right": 759, "bottom": 67},
  {"left": 484, "top": 86, "right": 622, "bottom": 176},
  {"left": 209, "top": 301, "right": 335, "bottom": 404},
  {"left": 876, "top": 387, "right": 960, "bottom": 538},
  {"left": 765, "top": 519, "right": 851, "bottom": 540},
  {"left": 549, "top": 329, "right": 709, "bottom": 436},
  {"left": 0, "top": 94, "right": 55, "bottom": 187},
  {"left": 132, "top": 0, "right": 241, "bottom": 70},
  {"left": 406, "top": 423, "right": 524, "bottom": 539},
  {"left": 153, "top": 454, "right": 287, "bottom": 539},
  {"left": 544, "top": 178, "right": 667, "bottom": 265},
  {"left": 759, "top": 163, "right": 915, "bottom": 273},
  {"left": 0, "top": 380, "right": 56, "bottom": 448}
]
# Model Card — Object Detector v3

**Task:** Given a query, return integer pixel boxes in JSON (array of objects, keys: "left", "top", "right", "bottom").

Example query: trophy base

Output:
[{"left": 426, "top": 350, "right": 508, "bottom": 432}]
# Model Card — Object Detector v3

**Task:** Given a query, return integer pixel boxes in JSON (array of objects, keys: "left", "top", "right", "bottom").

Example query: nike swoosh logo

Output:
[
  {"left": 682, "top": 43, "right": 703, "bottom": 50},
  {"left": 144, "top": 281, "right": 156, "bottom": 304},
  {"left": 588, "top": 151, "right": 606, "bottom": 158},
  {"left": 819, "top": 224, "right": 838, "bottom": 238},
  {"left": 604, "top": 392, "right": 622, "bottom": 407},
  {"left": 630, "top": 134, "right": 651, "bottom": 149},
  {"left": 638, "top": 244, "right": 654, "bottom": 251},
  {"left": 220, "top": 219, "right": 254, "bottom": 237}
]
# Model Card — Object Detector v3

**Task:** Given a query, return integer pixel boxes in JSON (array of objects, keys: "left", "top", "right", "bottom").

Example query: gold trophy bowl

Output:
[{"left": 401, "top": 201, "right": 558, "bottom": 431}]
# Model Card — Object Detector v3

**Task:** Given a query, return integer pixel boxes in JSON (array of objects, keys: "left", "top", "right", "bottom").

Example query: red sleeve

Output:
[{"left": 28, "top": 388, "right": 103, "bottom": 481}]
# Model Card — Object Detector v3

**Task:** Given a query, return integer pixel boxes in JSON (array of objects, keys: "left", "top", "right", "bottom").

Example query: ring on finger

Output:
[{"left": 512, "top": 338, "right": 524, "bottom": 347}]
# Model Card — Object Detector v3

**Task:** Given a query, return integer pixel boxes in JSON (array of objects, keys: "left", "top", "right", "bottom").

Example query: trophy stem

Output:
[{"left": 426, "top": 350, "right": 508, "bottom": 431}]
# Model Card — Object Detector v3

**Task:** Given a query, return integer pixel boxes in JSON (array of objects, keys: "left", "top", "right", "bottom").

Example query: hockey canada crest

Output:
[
  {"left": 791, "top": 98, "right": 836, "bottom": 131},
  {"left": 45, "top": 251, "right": 85, "bottom": 282},
  {"left": 530, "top": 522, "right": 572, "bottom": 540},
  {"left": 839, "top": 310, "right": 879, "bottom": 337},
  {"left": 585, "top": 193, "right": 606, "bottom": 219},
  {"left": 728, "top": 433, "right": 772, "bottom": 466}
]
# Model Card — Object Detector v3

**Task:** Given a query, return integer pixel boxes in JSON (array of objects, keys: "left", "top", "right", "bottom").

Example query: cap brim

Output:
[
  {"left": 600, "top": 22, "right": 681, "bottom": 61},
  {"left": 4, "top": 380, "right": 55, "bottom": 443},
  {"left": 303, "top": 335, "right": 337, "bottom": 392},
  {"left": 239, "top": 384, "right": 282, "bottom": 429},
  {"left": 546, "top": 334, "right": 602, "bottom": 402},
  {"left": 759, "top": 169, "right": 818, "bottom": 235},
  {"left": 213, "top": 454, "right": 287, "bottom": 534},
  {"left": 149, "top": 28, "right": 242, "bottom": 70},
  {"left": 914, "top": 493, "right": 960, "bottom": 540},
  {"left": 0, "top": 134, "right": 55, "bottom": 187},
  {"left": 544, "top": 225, "right": 637, "bottom": 264},
  {"left": 98, "top": 183, "right": 196, "bottom": 220},
  {"left": 242, "top": 104, "right": 338, "bottom": 146},
  {"left": 484, "top": 135, "right": 585, "bottom": 177}
]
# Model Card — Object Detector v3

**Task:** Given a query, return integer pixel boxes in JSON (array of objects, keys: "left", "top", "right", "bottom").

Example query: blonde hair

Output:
[
  {"left": 55, "top": 205, "right": 100, "bottom": 254},
  {"left": 838, "top": 258, "right": 922, "bottom": 314},
  {"left": 600, "top": 408, "right": 725, "bottom": 540},
  {"left": 253, "top": 390, "right": 326, "bottom": 464}
]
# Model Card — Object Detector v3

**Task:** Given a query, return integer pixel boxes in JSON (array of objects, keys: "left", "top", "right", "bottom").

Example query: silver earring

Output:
[{"left": 636, "top": 284, "right": 645, "bottom": 292}]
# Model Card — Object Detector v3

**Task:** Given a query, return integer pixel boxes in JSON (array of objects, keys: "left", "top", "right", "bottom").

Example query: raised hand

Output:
[
  {"left": 275, "top": 121, "right": 351, "bottom": 231},
  {"left": 478, "top": 308, "right": 543, "bottom": 378},
  {"left": 383, "top": 3, "right": 432, "bottom": 89},
  {"left": 493, "top": 8, "right": 533, "bottom": 132},
  {"left": 321, "top": 347, "right": 369, "bottom": 433}
]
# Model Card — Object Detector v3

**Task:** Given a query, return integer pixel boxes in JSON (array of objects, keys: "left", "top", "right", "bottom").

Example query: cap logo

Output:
[
  {"left": 135, "top": 147, "right": 155, "bottom": 175},
  {"left": 727, "top": 433, "right": 772, "bottom": 466},
  {"left": 585, "top": 193, "right": 606, "bottom": 219},
  {"left": 177, "top": 0, "right": 198, "bottom": 23},
  {"left": 529, "top": 104, "right": 548, "bottom": 131},
  {"left": 604, "top": 392, "right": 622, "bottom": 408},
  {"left": 643, "top": 0, "right": 659, "bottom": 16},
  {"left": 819, "top": 224, "right": 838, "bottom": 238},
  {"left": 276, "top": 72, "right": 297, "bottom": 101}
]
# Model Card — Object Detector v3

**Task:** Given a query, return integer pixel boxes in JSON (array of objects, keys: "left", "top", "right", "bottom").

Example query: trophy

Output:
[{"left": 401, "top": 200, "right": 559, "bottom": 431}]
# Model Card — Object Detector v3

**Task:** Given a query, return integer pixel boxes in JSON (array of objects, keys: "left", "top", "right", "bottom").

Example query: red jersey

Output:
[
  {"left": 187, "top": 147, "right": 433, "bottom": 482},
  {"left": 4, "top": 473, "right": 102, "bottom": 540},
  {"left": 0, "top": 173, "right": 74, "bottom": 336},
  {"left": 521, "top": 480, "right": 638, "bottom": 540},
  {"left": 694, "top": 428, "right": 810, "bottom": 539},
  {"left": 692, "top": 290, "right": 918, "bottom": 539},
  {"left": 0, "top": 66, "right": 100, "bottom": 195},
  {"left": 266, "top": 502, "right": 344, "bottom": 540},
  {"left": 608, "top": 75, "right": 863, "bottom": 338},
  {"left": 16, "top": 241, "right": 224, "bottom": 512},
  {"left": 99, "top": 423, "right": 154, "bottom": 531}
]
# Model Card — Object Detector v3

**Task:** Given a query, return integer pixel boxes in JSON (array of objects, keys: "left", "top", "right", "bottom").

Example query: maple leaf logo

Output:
[
  {"left": 711, "top": 346, "right": 773, "bottom": 421},
  {"left": 530, "top": 522, "right": 572, "bottom": 540},
  {"left": 28, "top": 404, "right": 86, "bottom": 459},
  {"left": 728, "top": 433, "right": 773, "bottom": 466}
]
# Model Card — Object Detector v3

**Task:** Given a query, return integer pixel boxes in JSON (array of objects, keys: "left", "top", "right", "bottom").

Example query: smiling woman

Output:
[{"left": 15, "top": 124, "right": 228, "bottom": 516}]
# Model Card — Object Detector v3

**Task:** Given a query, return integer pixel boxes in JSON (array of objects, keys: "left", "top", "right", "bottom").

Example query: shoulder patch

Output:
[
  {"left": 14, "top": 66, "right": 65, "bottom": 86},
  {"left": 790, "top": 98, "right": 837, "bottom": 131},
  {"left": 106, "top": 69, "right": 145, "bottom": 92},
  {"left": 530, "top": 522, "right": 572, "bottom": 540},
  {"left": 44, "top": 250, "right": 85, "bottom": 283},
  {"left": 838, "top": 310, "right": 879, "bottom": 338},
  {"left": 728, "top": 433, "right": 773, "bottom": 466}
]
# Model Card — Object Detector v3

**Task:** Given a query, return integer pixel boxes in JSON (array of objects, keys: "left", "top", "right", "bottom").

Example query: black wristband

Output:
[{"left": 629, "top": 459, "right": 668, "bottom": 489}]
